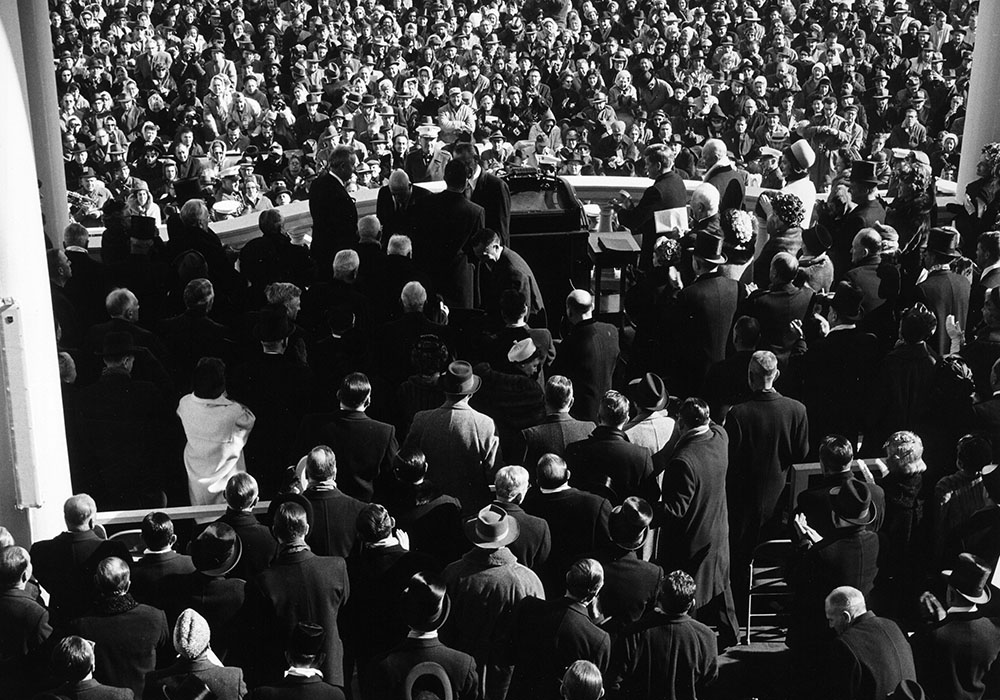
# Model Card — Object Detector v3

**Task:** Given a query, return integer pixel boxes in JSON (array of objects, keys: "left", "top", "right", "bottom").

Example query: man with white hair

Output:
[
  {"left": 376, "top": 168, "right": 430, "bottom": 239},
  {"left": 355, "top": 214, "right": 388, "bottom": 302},
  {"left": 551, "top": 290, "right": 619, "bottom": 422},
  {"left": 81, "top": 287, "right": 170, "bottom": 381},
  {"left": 374, "top": 280, "right": 452, "bottom": 385},
  {"left": 700, "top": 138, "right": 747, "bottom": 210},
  {"left": 822, "top": 586, "right": 915, "bottom": 700},
  {"left": 493, "top": 465, "right": 551, "bottom": 571}
]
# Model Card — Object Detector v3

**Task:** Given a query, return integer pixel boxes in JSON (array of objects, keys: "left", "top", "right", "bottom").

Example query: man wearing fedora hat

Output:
[
  {"left": 788, "top": 479, "right": 880, "bottom": 652},
  {"left": 912, "top": 552, "right": 1000, "bottom": 700},
  {"left": 441, "top": 504, "right": 544, "bottom": 700},
  {"left": 586, "top": 497, "right": 663, "bottom": 636},
  {"left": 404, "top": 361, "right": 499, "bottom": 514},
  {"left": 565, "top": 391, "right": 657, "bottom": 506},
  {"left": 160, "top": 522, "right": 247, "bottom": 663},
  {"left": 658, "top": 398, "right": 740, "bottom": 649},
  {"left": 623, "top": 372, "right": 675, "bottom": 458},
  {"left": 822, "top": 586, "right": 916, "bottom": 700},
  {"left": 916, "top": 227, "right": 970, "bottom": 356},
  {"left": 368, "top": 573, "right": 478, "bottom": 700}
]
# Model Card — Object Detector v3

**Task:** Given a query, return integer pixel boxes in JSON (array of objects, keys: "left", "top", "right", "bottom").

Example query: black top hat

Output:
[
  {"left": 926, "top": 226, "right": 961, "bottom": 258},
  {"left": 463, "top": 504, "right": 519, "bottom": 548},
  {"left": 439, "top": 361, "right": 481, "bottom": 395},
  {"left": 289, "top": 622, "right": 326, "bottom": 658},
  {"left": 98, "top": 331, "right": 142, "bottom": 357},
  {"left": 130, "top": 215, "right": 158, "bottom": 240},
  {"left": 692, "top": 231, "right": 727, "bottom": 265},
  {"left": 401, "top": 573, "right": 452, "bottom": 632},
  {"left": 253, "top": 308, "right": 292, "bottom": 342},
  {"left": 173, "top": 177, "right": 204, "bottom": 205},
  {"left": 943, "top": 553, "right": 992, "bottom": 604},
  {"left": 802, "top": 224, "right": 833, "bottom": 254},
  {"left": 830, "top": 478, "right": 876, "bottom": 526},
  {"left": 831, "top": 281, "right": 864, "bottom": 322},
  {"left": 627, "top": 373, "right": 669, "bottom": 412},
  {"left": 850, "top": 160, "right": 879, "bottom": 185},
  {"left": 609, "top": 497, "right": 654, "bottom": 550},
  {"left": 189, "top": 523, "right": 242, "bottom": 577}
]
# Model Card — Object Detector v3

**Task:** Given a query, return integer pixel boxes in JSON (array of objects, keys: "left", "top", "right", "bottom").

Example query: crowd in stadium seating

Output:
[{"left": 7, "top": 0, "right": 1000, "bottom": 699}]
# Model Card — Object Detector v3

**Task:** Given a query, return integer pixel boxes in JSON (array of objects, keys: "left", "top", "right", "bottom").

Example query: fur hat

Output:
[{"left": 173, "top": 609, "right": 211, "bottom": 660}]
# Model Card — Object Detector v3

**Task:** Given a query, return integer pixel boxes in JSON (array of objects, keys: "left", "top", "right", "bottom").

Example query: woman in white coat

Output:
[{"left": 177, "top": 357, "right": 255, "bottom": 506}]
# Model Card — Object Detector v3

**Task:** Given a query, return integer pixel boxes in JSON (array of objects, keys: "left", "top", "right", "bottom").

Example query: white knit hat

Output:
[{"left": 173, "top": 609, "right": 211, "bottom": 660}]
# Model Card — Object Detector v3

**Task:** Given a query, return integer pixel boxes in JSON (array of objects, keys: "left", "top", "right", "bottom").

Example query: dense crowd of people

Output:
[{"left": 8, "top": 0, "right": 1000, "bottom": 698}]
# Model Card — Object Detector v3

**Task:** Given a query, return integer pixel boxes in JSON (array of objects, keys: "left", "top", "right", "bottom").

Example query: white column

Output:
[
  {"left": 958, "top": 1, "right": 1000, "bottom": 197},
  {"left": 0, "top": 10, "right": 73, "bottom": 546},
  {"left": 16, "top": 0, "right": 70, "bottom": 242}
]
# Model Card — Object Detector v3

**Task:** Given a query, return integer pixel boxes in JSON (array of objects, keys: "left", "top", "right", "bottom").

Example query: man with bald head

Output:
[
  {"left": 550, "top": 290, "right": 619, "bottom": 422},
  {"left": 375, "top": 168, "right": 429, "bottom": 240},
  {"left": 29, "top": 494, "right": 131, "bottom": 625},
  {"left": 823, "top": 586, "right": 915, "bottom": 700},
  {"left": 749, "top": 251, "right": 815, "bottom": 349},
  {"left": 844, "top": 228, "right": 886, "bottom": 315},
  {"left": 700, "top": 138, "right": 747, "bottom": 211},
  {"left": 724, "top": 351, "right": 809, "bottom": 609}
]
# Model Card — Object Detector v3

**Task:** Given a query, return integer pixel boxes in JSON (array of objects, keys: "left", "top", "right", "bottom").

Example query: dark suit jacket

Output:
[
  {"left": 0, "top": 588, "right": 51, "bottom": 687},
  {"left": 29, "top": 530, "right": 131, "bottom": 625},
  {"left": 72, "top": 600, "right": 171, "bottom": 698},
  {"left": 64, "top": 248, "right": 110, "bottom": 331},
  {"left": 566, "top": 427, "right": 657, "bottom": 505},
  {"left": 375, "top": 183, "right": 430, "bottom": 240},
  {"left": 239, "top": 231, "right": 316, "bottom": 303},
  {"left": 53, "top": 679, "right": 134, "bottom": 700},
  {"left": 917, "top": 268, "right": 971, "bottom": 357},
  {"left": 294, "top": 410, "right": 398, "bottom": 502},
  {"left": 130, "top": 551, "right": 195, "bottom": 608},
  {"left": 249, "top": 676, "right": 346, "bottom": 700},
  {"left": 658, "top": 424, "right": 731, "bottom": 605},
  {"left": 411, "top": 190, "right": 484, "bottom": 308},
  {"left": 143, "top": 658, "right": 246, "bottom": 700},
  {"left": 677, "top": 271, "right": 745, "bottom": 395},
  {"left": 250, "top": 549, "right": 350, "bottom": 687},
  {"left": 616, "top": 170, "right": 688, "bottom": 271},
  {"left": 80, "top": 318, "right": 171, "bottom": 382},
  {"left": 507, "top": 597, "right": 611, "bottom": 700},
  {"left": 615, "top": 611, "right": 719, "bottom": 700},
  {"left": 827, "top": 612, "right": 916, "bottom": 700},
  {"left": 477, "top": 247, "right": 545, "bottom": 324},
  {"left": 973, "top": 398, "right": 1000, "bottom": 462},
  {"left": 521, "top": 413, "right": 596, "bottom": 468},
  {"left": 214, "top": 510, "right": 277, "bottom": 581},
  {"left": 373, "top": 311, "right": 452, "bottom": 387},
  {"left": 911, "top": 611, "right": 1000, "bottom": 700},
  {"left": 551, "top": 319, "right": 619, "bottom": 422},
  {"left": 749, "top": 283, "right": 814, "bottom": 349},
  {"left": 705, "top": 162, "right": 748, "bottom": 211},
  {"left": 368, "top": 637, "right": 478, "bottom": 700},
  {"left": 156, "top": 310, "right": 236, "bottom": 392},
  {"left": 834, "top": 199, "right": 887, "bottom": 278},
  {"left": 587, "top": 546, "right": 663, "bottom": 635},
  {"left": 304, "top": 487, "right": 367, "bottom": 559},
  {"left": 309, "top": 172, "right": 359, "bottom": 272},
  {"left": 844, "top": 256, "right": 885, "bottom": 315},
  {"left": 495, "top": 501, "right": 551, "bottom": 571},
  {"left": 725, "top": 391, "right": 809, "bottom": 550},
  {"left": 471, "top": 170, "right": 512, "bottom": 247}
]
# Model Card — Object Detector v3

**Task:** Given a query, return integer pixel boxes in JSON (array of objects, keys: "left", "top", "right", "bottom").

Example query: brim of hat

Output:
[
  {"left": 440, "top": 375, "right": 482, "bottom": 395},
  {"left": 697, "top": 253, "right": 728, "bottom": 265},
  {"left": 463, "top": 513, "right": 519, "bottom": 548},
  {"left": 611, "top": 526, "right": 649, "bottom": 551},
  {"left": 941, "top": 569, "right": 992, "bottom": 604},
  {"left": 627, "top": 384, "right": 669, "bottom": 412},
  {"left": 830, "top": 487, "right": 877, "bottom": 526},
  {"left": 410, "top": 591, "right": 452, "bottom": 632},
  {"left": 195, "top": 533, "right": 243, "bottom": 577}
]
